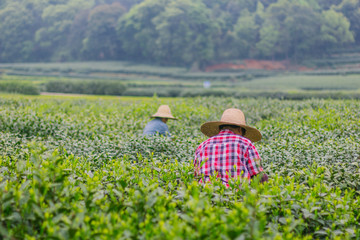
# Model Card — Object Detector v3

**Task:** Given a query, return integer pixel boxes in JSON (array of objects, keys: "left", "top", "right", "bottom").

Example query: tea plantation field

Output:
[{"left": 0, "top": 94, "right": 359, "bottom": 239}]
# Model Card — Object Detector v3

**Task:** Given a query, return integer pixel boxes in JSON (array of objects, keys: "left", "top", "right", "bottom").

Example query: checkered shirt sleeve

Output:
[{"left": 245, "top": 142, "right": 262, "bottom": 177}]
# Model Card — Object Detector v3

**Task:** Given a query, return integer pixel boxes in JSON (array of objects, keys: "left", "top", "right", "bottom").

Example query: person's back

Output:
[
  {"left": 194, "top": 108, "right": 268, "bottom": 187},
  {"left": 143, "top": 118, "right": 170, "bottom": 137},
  {"left": 143, "top": 105, "right": 177, "bottom": 137},
  {"left": 194, "top": 129, "right": 262, "bottom": 185}
]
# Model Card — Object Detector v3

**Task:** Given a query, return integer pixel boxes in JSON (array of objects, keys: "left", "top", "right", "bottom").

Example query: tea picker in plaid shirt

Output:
[{"left": 194, "top": 108, "right": 268, "bottom": 187}]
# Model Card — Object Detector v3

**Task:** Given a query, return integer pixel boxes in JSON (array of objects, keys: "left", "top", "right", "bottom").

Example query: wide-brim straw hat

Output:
[
  {"left": 151, "top": 105, "right": 177, "bottom": 120},
  {"left": 200, "top": 108, "right": 261, "bottom": 142}
]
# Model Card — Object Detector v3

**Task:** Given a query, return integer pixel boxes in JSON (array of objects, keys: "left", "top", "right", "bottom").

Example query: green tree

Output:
[
  {"left": 258, "top": 0, "right": 278, "bottom": 8},
  {"left": 336, "top": 0, "right": 360, "bottom": 43},
  {"left": 66, "top": 9, "right": 90, "bottom": 60},
  {"left": 82, "top": 2, "right": 126, "bottom": 60},
  {"left": 205, "top": 0, "right": 264, "bottom": 61},
  {"left": 0, "top": 0, "right": 357, "bottom": 64},
  {"left": 35, "top": 0, "right": 95, "bottom": 61},
  {"left": 95, "top": 0, "right": 144, "bottom": 10},
  {"left": 256, "top": 22, "right": 279, "bottom": 58},
  {"left": 0, "top": 0, "right": 6, "bottom": 9},
  {"left": 0, "top": 2, "right": 40, "bottom": 62},
  {"left": 282, "top": 4, "right": 323, "bottom": 60},
  {"left": 256, "top": 0, "right": 354, "bottom": 60},
  {"left": 256, "top": 1, "right": 293, "bottom": 59},
  {"left": 316, "top": 0, "right": 343, "bottom": 9},
  {"left": 117, "top": 0, "right": 167, "bottom": 61},
  {"left": 203, "top": 0, "right": 259, "bottom": 31},
  {"left": 152, "top": 0, "right": 218, "bottom": 67},
  {"left": 319, "top": 9, "right": 354, "bottom": 48},
  {"left": 233, "top": 7, "right": 262, "bottom": 58}
]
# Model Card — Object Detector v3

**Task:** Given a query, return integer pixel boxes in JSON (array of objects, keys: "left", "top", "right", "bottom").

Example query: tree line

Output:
[{"left": 0, "top": 0, "right": 359, "bottom": 68}]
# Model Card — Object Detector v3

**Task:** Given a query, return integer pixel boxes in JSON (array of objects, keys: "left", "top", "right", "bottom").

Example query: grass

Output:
[
  {"left": 2, "top": 72, "right": 360, "bottom": 91},
  {"left": 239, "top": 74, "right": 360, "bottom": 91},
  {"left": 1, "top": 62, "right": 360, "bottom": 97},
  {"left": 0, "top": 61, "right": 186, "bottom": 73}
]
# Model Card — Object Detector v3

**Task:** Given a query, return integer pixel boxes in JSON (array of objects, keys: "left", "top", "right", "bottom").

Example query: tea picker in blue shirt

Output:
[{"left": 143, "top": 105, "right": 177, "bottom": 137}]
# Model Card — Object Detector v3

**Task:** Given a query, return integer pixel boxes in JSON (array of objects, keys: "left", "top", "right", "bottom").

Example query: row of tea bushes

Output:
[
  {"left": 0, "top": 143, "right": 359, "bottom": 239},
  {"left": 0, "top": 81, "right": 39, "bottom": 95},
  {"left": 0, "top": 95, "right": 359, "bottom": 238},
  {"left": 44, "top": 81, "right": 127, "bottom": 96},
  {"left": 180, "top": 89, "right": 360, "bottom": 100},
  {"left": 1, "top": 62, "right": 273, "bottom": 81}
]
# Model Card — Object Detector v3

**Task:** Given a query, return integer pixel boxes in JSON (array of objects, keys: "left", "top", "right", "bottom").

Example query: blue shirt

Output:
[{"left": 143, "top": 118, "right": 171, "bottom": 137}]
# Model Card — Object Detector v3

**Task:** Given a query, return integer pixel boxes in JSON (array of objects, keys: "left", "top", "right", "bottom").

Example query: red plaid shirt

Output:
[{"left": 194, "top": 129, "right": 263, "bottom": 186}]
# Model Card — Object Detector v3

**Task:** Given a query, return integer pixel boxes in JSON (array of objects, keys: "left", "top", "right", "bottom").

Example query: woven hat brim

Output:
[
  {"left": 151, "top": 114, "right": 177, "bottom": 120},
  {"left": 200, "top": 121, "right": 262, "bottom": 142}
]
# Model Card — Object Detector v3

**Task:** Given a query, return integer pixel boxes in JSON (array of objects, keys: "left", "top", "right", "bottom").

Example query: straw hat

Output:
[
  {"left": 151, "top": 105, "right": 177, "bottom": 119},
  {"left": 200, "top": 108, "right": 261, "bottom": 142}
]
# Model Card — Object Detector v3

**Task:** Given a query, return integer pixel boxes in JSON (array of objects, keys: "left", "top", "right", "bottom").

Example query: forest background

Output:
[{"left": 0, "top": 0, "right": 360, "bottom": 69}]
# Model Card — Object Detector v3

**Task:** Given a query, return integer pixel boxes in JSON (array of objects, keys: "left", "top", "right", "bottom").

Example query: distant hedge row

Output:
[
  {"left": 0, "top": 82, "right": 39, "bottom": 95},
  {"left": 184, "top": 90, "right": 360, "bottom": 99},
  {"left": 8, "top": 66, "right": 360, "bottom": 80},
  {"left": 1, "top": 79, "right": 359, "bottom": 100},
  {"left": 45, "top": 81, "right": 127, "bottom": 96},
  {"left": 5, "top": 67, "right": 272, "bottom": 81},
  {"left": 123, "top": 88, "right": 360, "bottom": 100}
]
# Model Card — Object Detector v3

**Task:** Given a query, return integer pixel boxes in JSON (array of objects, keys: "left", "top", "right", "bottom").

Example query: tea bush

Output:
[
  {"left": 45, "top": 80, "right": 127, "bottom": 96},
  {"left": 181, "top": 90, "right": 360, "bottom": 100},
  {"left": 0, "top": 82, "right": 39, "bottom": 95},
  {"left": 0, "top": 95, "right": 359, "bottom": 239}
]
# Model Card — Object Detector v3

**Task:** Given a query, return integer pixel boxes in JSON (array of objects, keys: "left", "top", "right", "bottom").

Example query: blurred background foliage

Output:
[{"left": 0, "top": 0, "right": 359, "bottom": 68}]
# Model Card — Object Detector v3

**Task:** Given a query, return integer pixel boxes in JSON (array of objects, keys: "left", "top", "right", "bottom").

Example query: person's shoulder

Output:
[
  {"left": 158, "top": 121, "right": 168, "bottom": 130},
  {"left": 195, "top": 137, "right": 212, "bottom": 151},
  {"left": 146, "top": 118, "right": 157, "bottom": 125},
  {"left": 236, "top": 135, "right": 255, "bottom": 146},
  {"left": 219, "top": 132, "right": 248, "bottom": 143},
  {"left": 151, "top": 119, "right": 166, "bottom": 127},
  {"left": 239, "top": 135, "right": 252, "bottom": 143},
  {"left": 239, "top": 136, "right": 259, "bottom": 153},
  {"left": 159, "top": 121, "right": 168, "bottom": 126}
]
